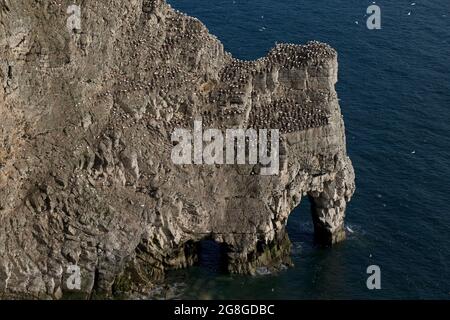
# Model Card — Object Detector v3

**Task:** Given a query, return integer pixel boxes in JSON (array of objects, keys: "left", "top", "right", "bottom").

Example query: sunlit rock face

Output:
[{"left": 0, "top": 0, "right": 355, "bottom": 298}]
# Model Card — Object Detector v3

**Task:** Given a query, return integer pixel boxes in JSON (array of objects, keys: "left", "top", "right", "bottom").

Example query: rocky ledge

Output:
[{"left": 0, "top": 0, "right": 355, "bottom": 299}]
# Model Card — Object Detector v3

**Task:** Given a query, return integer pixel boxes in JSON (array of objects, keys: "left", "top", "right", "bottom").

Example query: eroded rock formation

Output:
[{"left": 0, "top": 0, "right": 355, "bottom": 298}]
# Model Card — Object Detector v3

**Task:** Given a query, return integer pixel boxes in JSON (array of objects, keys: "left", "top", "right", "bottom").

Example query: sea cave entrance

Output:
[
  {"left": 286, "top": 196, "right": 316, "bottom": 246},
  {"left": 196, "top": 239, "right": 229, "bottom": 274}
]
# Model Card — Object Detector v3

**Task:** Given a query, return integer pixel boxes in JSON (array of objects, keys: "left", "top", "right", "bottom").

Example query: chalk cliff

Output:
[{"left": 0, "top": 0, "right": 355, "bottom": 298}]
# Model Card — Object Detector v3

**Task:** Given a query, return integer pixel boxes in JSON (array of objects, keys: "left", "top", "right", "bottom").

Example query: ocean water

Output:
[{"left": 163, "top": 0, "right": 450, "bottom": 299}]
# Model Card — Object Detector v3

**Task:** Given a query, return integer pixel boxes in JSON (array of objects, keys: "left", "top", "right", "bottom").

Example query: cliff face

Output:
[{"left": 0, "top": 0, "right": 355, "bottom": 298}]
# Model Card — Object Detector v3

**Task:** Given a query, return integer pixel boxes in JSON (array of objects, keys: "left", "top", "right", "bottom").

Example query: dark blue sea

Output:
[{"left": 164, "top": 0, "right": 450, "bottom": 299}]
